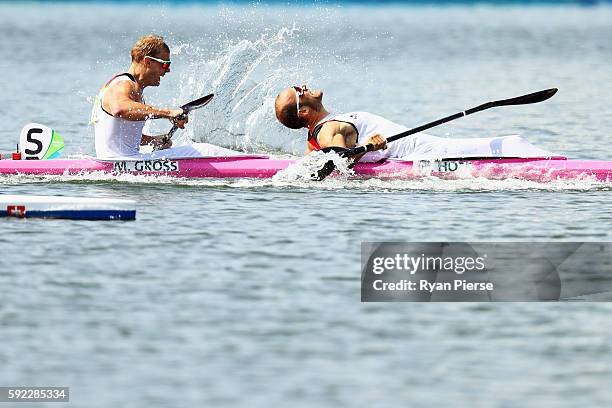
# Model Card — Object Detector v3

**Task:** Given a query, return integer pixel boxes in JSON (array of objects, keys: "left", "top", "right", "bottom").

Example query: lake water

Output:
[{"left": 1, "top": 2, "right": 612, "bottom": 407}]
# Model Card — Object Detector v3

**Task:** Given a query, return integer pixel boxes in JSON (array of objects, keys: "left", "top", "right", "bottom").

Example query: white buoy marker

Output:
[{"left": 0, "top": 195, "right": 136, "bottom": 220}]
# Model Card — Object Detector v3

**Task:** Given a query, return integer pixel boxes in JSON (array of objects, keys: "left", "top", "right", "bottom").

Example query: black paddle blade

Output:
[
  {"left": 181, "top": 93, "right": 214, "bottom": 113},
  {"left": 493, "top": 88, "right": 558, "bottom": 107},
  {"left": 310, "top": 147, "right": 354, "bottom": 181},
  {"left": 311, "top": 160, "right": 337, "bottom": 181}
]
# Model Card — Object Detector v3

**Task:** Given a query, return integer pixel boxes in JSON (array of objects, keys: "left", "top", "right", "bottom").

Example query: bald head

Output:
[{"left": 275, "top": 88, "right": 306, "bottom": 129}]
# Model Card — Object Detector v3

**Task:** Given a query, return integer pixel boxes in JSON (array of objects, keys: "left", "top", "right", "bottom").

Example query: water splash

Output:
[
  {"left": 272, "top": 150, "right": 354, "bottom": 183},
  {"left": 173, "top": 26, "right": 308, "bottom": 155}
]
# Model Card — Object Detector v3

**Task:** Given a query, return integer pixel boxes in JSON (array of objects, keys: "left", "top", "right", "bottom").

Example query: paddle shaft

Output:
[
  {"left": 167, "top": 119, "right": 184, "bottom": 140},
  {"left": 338, "top": 88, "right": 558, "bottom": 157}
]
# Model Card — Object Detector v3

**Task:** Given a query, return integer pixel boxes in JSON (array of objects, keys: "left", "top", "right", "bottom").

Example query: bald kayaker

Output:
[
  {"left": 274, "top": 85, "right": 556, "bottom": 162},
  {"left": 91, "top": 34, "right": 238, "bottom": 160}
]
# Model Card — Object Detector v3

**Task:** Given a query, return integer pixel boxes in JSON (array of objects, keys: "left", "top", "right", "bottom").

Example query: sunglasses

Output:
[
  {"left": 145, "top": 55, "right": 172, "bottom": 70},
  {"left": 292, "top": 85, "right": 308, "bottom": 112}
]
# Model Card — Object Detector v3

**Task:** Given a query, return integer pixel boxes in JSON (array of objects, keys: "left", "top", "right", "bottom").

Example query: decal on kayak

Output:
[
  {"left": 112, "top": 160, "right": 180, "bottom": 173},
  {"left": 19, "top": 123, "right": 65, "bottom": 160},
  {"left": 417, "top": 160, "right": 473, "bottom": 173}
]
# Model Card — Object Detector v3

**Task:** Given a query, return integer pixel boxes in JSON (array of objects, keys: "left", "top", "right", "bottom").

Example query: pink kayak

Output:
[{"left": 1, "top": 155, "right": 612, "bottom": 182}]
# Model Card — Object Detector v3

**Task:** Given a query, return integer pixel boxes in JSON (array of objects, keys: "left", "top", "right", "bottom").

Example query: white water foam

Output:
[
  {"left": 1, "top": 169, "right": 610, "bottom": 192},
  {"left": 271, "top": 150, "right": 354, "bottom": 183}
]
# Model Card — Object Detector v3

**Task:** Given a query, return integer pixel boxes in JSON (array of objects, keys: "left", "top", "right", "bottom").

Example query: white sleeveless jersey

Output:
[
  {"left": 90, "top": 74, "right": 243, "bottom": 160},
  {"left": 91, "top": 74, "right": 146, "bottom": 159},
  {"left": 313, "top": 112, "right": 558, "bottom": 162}
]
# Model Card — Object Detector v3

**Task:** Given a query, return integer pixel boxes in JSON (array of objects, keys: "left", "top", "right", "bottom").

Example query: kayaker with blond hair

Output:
[{"left": 91, "top": 34, "right": 238, "bottom": 159}]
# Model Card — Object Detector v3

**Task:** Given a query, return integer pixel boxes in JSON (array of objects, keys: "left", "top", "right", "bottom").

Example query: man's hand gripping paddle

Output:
[
  {"left": 166, "top": 93, "right": 214, "bottom": 140},
  {"left": 313, "top": 88, "right": 558, "bottom": 181}
]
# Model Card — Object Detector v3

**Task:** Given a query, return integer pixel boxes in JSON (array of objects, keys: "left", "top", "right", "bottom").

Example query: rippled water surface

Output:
[{"left": 1, "top": 3, "right": 612, "bottom": 407}]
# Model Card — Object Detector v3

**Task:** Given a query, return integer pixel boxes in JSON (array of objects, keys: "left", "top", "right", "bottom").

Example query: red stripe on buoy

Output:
[{"left": 7, "top": 205, "right": 26, "bottom": 218}]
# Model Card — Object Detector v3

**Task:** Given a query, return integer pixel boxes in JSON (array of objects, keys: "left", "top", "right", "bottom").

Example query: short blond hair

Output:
[{"left": 131, "top": 35, "right": 170, "bottom": 63}]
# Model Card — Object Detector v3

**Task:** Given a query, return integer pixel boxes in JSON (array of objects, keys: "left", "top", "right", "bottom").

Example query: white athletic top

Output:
[
  {"left": 91, "top": 74, "right": 146, "bottom": 159},
  {"left": 90, "top": 73, "right": 243, "bottom": 160},
  {"left": 310, "top": 112, "right": 559, "bottom": 162}
]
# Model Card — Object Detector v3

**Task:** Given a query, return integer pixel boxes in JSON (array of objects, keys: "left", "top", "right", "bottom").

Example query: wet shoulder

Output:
[{"left": 320, "top": 120, "right": 355, "bottom": 136}]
